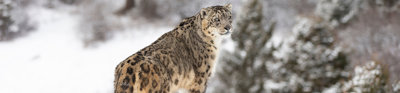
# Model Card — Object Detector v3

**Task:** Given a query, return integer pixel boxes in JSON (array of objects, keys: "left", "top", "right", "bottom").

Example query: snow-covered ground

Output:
[{"left": 0, "top": 6, "right": 170, "bottom": 93}]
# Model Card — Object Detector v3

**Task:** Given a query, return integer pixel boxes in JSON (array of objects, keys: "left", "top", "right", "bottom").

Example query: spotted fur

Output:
[{"left": 114, "top": 4, "right": 232, "bottom": 93}]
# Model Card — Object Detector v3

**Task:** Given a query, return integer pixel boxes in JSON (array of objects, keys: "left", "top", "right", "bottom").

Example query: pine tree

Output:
[
  {"left": 0, "top": 0, "right": 15, "bottom": 41},
  {"left": 215, "top": 0, "right": 359, "bottom": 92},
  {"left": 215, "top": 0, "right": 276, "bottom": 92},
  {"left": 269, "top": 16, "right": 349, "bottom": 92},
  {"left": 0, "top": 0, "right": 34, "bottom": 41}
]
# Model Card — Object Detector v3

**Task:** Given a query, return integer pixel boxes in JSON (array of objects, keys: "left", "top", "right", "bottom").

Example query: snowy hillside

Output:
[{"left": 0, "top": 6, "right": 170, "bottom": 93}]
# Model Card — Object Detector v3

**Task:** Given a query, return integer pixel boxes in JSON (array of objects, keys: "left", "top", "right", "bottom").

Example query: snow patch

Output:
[{"left": 0, "top": 6, "right": 171, "bottom": 93}]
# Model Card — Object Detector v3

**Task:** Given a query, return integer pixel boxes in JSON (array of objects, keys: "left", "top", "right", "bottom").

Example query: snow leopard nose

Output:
[{"left": 224, "top": 25, "right": 231, "bottom": 31}]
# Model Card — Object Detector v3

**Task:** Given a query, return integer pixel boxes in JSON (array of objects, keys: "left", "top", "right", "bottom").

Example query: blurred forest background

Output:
[{"left": 1, "top": 0, "right": 400, "bottom": 93}]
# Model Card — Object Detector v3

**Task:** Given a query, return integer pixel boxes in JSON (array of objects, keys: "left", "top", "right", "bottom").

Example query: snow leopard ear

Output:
[
  {"left": 225, "top": 4, "right": 232, "bottom": 11},
  {"left": 200, "top": 8, "right": 207, "bottom": 19}
]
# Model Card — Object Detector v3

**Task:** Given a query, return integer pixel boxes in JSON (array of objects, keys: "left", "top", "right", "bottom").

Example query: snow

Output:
[
  {"left": 394, "top": 82, "right": 400, "bottom": 92},
  {"left": 322, "top": 84, "right": 339, "bottom": 93},
  {"left": 264, "top": 80, "right": 286, "bottom": 89},
  {"left": 0, "top": 6, "right": 170, "bottom": 93}
]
